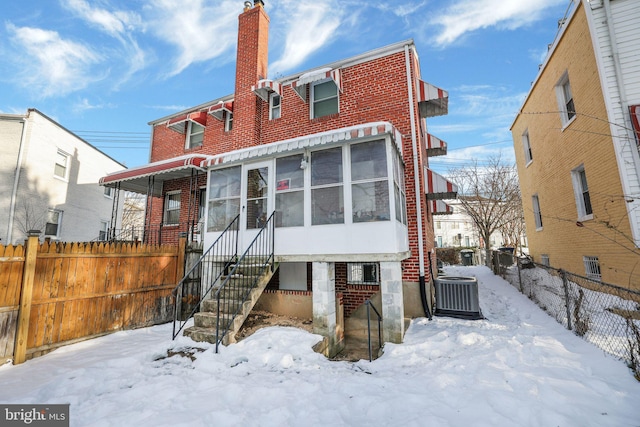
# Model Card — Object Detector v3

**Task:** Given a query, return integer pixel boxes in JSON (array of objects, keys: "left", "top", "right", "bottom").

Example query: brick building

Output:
[
  {"left": 101, "top": 1, "right": 454, "bottom": 353},
  {"left": 511, "top": 0, "right": 640, "bottom": 290}
]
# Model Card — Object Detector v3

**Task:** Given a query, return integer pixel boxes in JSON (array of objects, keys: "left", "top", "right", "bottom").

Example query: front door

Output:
[{"left": 241, "top": 161, "right": 272, "bottom": 249}]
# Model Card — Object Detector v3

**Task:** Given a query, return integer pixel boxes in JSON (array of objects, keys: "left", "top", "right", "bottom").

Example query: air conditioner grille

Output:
[{"left": 434, "top": 276, "right": 483, "bottom": 320}]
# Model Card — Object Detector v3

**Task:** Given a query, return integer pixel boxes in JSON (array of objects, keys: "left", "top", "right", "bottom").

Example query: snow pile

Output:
[{"left": 0, "top": 266, "right": 638, "bottom": 426}]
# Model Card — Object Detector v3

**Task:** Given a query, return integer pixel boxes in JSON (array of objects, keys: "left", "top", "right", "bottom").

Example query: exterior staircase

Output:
[{"left": 183, "top": 261, "right": 277, "bottom": 346}]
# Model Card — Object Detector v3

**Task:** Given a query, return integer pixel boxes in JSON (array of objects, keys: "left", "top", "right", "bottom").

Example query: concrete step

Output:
[{"left": 201, "top": 297, "right": 249, "bottom": 313}]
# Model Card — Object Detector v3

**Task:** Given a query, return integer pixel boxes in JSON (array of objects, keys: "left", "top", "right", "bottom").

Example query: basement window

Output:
[
  {"left": 347, "top": 262, "right": 380, "bottom": 285},
  {"left": 583, "top": 256, "right": 601, "bottom": 281}
]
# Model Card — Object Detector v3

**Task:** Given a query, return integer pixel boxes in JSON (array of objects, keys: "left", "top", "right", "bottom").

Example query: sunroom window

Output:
[
  {"left": 311, "top": 147, "right": 343, "bottom": 225},
  {"left": 276, "top": 154, "right": 304, "bottom": 227},
  {"left": 208, "top": 166, "right": 241, "bottom": 232},
  {"left": 350, "top": 139, "right": 390, "bottom": 222}
]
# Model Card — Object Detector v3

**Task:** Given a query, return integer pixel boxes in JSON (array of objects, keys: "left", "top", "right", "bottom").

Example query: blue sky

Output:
[{"left": 0, "top": 0, "right": 572, "bottom": 172}]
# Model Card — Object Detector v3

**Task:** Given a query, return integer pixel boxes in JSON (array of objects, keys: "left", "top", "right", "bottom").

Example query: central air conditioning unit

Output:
[{"left": 434, "top": 276, "right": 483, "bottom": 320}]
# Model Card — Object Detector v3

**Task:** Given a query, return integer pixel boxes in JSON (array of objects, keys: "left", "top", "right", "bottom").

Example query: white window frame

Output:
[
  {"left": 269, "top": 93, "right": 281, "bottom": 120},
  {"left": 583, "top": 256, "right": 601, "bottom": 281},
  {"left": 99, "top": 220, "right": 109, "bottom": 241},
  {"left": 555, "top": 72, "right": 576, "bottom": 127},
  {"left": 311, "top": 78, "right": 339, "bottom": 119},
  {"left": 571, "top": 165, "right": 593, "bottom": 221},
  {"left": 54, "top": 149, "right": 69, "bottom": 180},
  {"left": 224, "top": 111, "right": 233, "bottom": 132},
  {"left": 540, "top": 254, "right": 550, "bottom": 266},
  {"left": 104, "top": 186, "right": 114, "bottom": 198},
  {"left": 347, "top": 262, "right": 380, "bottom": 285},
  {"left": 532, "top": 194, "right": 543, "bottom": 230},
  {"left": 45, "top": 209, "right": 62, "bottom": 238},
  {"left": 522, "top": 129, "right": 533, "bottom": 165},
  {"left": 186, "top": 120, "right": 204, "bottom": 149},
  {"left": 163, "top": 191, "right": 181, "bottom": 225}
]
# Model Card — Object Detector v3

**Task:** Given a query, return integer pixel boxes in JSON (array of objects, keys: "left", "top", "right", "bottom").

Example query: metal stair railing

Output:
[
  {"left": 214, "top": 211, "right": 275, "bottom": 352},
  {"left": 172, "top": 215, "right": 240, "bottom": 339},
  {"left": 364, "top": 300, "right": 383, "bottom": 362}
]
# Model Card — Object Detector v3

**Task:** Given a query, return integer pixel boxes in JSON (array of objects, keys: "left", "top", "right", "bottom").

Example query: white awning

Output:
[
  {"left": 417, "top": 80, "right": 448, "bottom": 118},
  {"left": 252, "top": 79, "right": 282, "bottom": 102},
  {"left": 205, "top": 121, "right": 402, "bottom": 167},
  {"left": 425, "top": 167, "right": 457, "bottom": 200},
  {"left": 426, "top": 133, "right": 447, "bottom": 157},
  {"left": 291, "top": 68, "right": 342, "bottom": 102},
  {"left": 166, "top": 111, "right": 207, "bottom": 134}
]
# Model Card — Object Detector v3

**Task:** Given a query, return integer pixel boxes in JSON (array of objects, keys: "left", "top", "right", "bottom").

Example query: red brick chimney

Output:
[{"left": 233, "top": 0, "right": 269, "bottom": 149}]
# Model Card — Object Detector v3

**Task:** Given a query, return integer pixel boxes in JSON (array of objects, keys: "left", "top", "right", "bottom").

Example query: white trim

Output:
[
  {"left": 310, "top": 78, "right": 339, "bottom": 119},
  {"left": 571, "top": 164, "right": 594, "bottom": 221},
  {"left": 555, "top": 72, "right": 577, "bottom": 129},
  {"left": 269, "top": 92, "right": 281, "bottom": 120}
]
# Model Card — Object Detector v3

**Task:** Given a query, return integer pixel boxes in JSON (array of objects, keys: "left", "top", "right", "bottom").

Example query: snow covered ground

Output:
[{"left": 1, "top": 266, "right": 638, "bottom": 427}]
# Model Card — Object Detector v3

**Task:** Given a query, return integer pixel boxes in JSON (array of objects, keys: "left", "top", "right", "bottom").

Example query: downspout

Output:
[
  {"left": 404, "top": 45, "right": 431, "bottom": 318},
  {"left": 7, "top": 114, "right": 29, "bottom": 244}
]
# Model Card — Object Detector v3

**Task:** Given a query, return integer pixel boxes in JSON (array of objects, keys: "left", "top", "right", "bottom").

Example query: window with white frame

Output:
[
  {"left": 276, "top": 154, "right": 304, "bottom": 227},
  {"left": 437, "top": 236, "right": 443, "bottom": 247},
  {"left": 532, "top": 194, "right": 543, "bottom": 229},
  {"left": 163, "top": 191, "right": 181, "bottom": 225},
  {"left": 269, "top": 93, "right": 281, "bottom": 120},
  {"left": 208, "top": 166, "right": 241, "bottom": 231},
  {"left": 583, "top": 256, "right": 601, "bottom": 281},
  {"left": 351, "top": 139, "right": 390, "bottom": 223},
  {"left": 54, "top": 150, "right": 69, "bottom": 179},
  {"left": 556, "top": 73, "right": 576, "bottom": 126},
  {"left": 311, "top": 79, "right": 338, "bottom": 119},
  {"left": 347, "top": 262, "right": 380, "bottom": 285},
  {"left": 104, "top": 186, "right": 114, "bottom": 198},
  {"left": 45, "top": 209, "right": 62, "bottom": 237},
  {"left": 392, "top": 148, "right": 407, "bottom": 224},
  {"left": 522, "top": 129, "right": 533, "bottom": 164},
  {"left": 311, "top": 147, "right": 343, "bottom": 225},
  {"left": 224, "top": 111, "right": 233, "bottom": 132},
  {"left": 540, "top": 254, "right": 550, "bottom": 266},
  {"left": 99, "top": 220, "right": 109, "bottom": 241},
  {"left": 186, "top": 121, "right": 204, "bottom": 149},
  {"left": 571, "top": 165, "right": 593, "bottom": 220}
]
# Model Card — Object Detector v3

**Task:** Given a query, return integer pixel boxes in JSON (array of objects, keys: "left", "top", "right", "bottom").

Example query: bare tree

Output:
[
  {"left": 14, "top": 198, "right": 47, "bottom": 239},
  {"left": 448, "top": 155, "right": 522, "bottom": 266}
]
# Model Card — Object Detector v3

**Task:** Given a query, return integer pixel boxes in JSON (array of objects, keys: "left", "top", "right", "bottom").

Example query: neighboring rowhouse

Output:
[
  {"left": 511, "top": 0, "right": 640, "bottom": 290},
  {"left": 0, "top": 109, "right": 125, "bottom": 245},
  {"left": 100, "top": 1, "right": 455, "bottom": 353}
]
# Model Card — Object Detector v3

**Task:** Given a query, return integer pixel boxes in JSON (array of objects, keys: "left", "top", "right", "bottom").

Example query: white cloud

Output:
[
  {"left": 269, "top": 0, "right": 344, "bottom": 75},
  {"left": 430, "top": 0, "right": 566, "bottom": 46},
  {"left": 144, "top": 0, "right": 239, "bottom": 77},
  {"left": 6, "top": 23, "right": 103, "bottom": 97}
]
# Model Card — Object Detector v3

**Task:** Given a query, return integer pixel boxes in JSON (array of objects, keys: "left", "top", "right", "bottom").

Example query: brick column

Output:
[
  {"left": 312, "top": 262, "right": 339, "bottom": 355},
  {"left": 380, "top": 261, "right": 404, "bottom": 343}
]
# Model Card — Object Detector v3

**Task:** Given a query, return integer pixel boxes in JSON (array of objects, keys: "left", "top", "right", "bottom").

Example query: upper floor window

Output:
[
  {"left": 583, "top": 256, "right": 601, "bottom": 281},
  {"left": 186, "top": 121, "right": 204, "bottom": 149},
  {"left": 104, "top": 186, "right": 114, "bottom": 198},
  {"left": 45, "top": 209, "right": 62, "bottom": 237},
  {"left": 163, "top": 191, "right": 181, "bottom": 225},
  {"left": 225, "top": 111, "right": 233, "bottom": 132},
  {"left": 269, "top": 93, "right": 281, "bottom": 120},
  {"left": 532, "top": 194, "right": 543, "bottom": 230},
  {"left": 99, "top": 220, "right": 109, "bottom": 241},
  {"left": 351, "top": 139, "right": 389, "bottom": 223},
  {"left": 54, "top": 150, "right": 69, "bottom": 179},
  {"left": 556, "top": 73, "right": 576, "bottom": 126},
  {"left": 522, "top": 130, "right": 533, "bottom": 164},
  {"left": 571, "top": 165, "right": 593, "bottom": 220},
  {"left": 311, "top": 79, "right": 338, "bottom": 119}
]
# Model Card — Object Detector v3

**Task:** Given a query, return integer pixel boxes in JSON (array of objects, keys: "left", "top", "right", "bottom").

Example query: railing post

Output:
[
  {"left": 517, "top": 257, "right": 523, "bottom": 293},
  {"left": 561, "top": 269, "right": 573, "bottom": 331},
  {"left": 14, "top": 230, "right": 40, "bottom": 364}
]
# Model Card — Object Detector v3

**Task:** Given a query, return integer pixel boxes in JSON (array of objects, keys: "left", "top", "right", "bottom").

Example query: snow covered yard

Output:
[{"left": 0, "top": 266, "right": 638, "bottom": 427}]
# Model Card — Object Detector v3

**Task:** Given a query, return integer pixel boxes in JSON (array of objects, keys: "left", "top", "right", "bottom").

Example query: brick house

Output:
[
  {"left": 100, "top": 1, "right": 454, "bottom": 354},
  {"left": 511, "top": 0, "right": 640, "bottom": 291}
]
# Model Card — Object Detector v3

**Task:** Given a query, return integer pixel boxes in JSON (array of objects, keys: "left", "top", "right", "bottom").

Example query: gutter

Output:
[{"left": 7, "top": 115, "right": 29, "bottom": 244}]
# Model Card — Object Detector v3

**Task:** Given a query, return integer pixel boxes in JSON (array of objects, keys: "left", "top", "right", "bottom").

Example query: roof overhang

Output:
[
  {"left": 205, "top": 121, "right": 402, "bottom": 167},
  {"left": 166, "top": 111, "right": 207, "bottom": 134},
  {"left": 425, "top": 167, "right": 457, "bottom": 200},
  {"left": 99, "top": 155, "right": 210, "bottom": 196},
  {"left": 208, "top": 101, "right": 234, "bottom": 121},
  {"left": 426, "top": 133, "right": 447, "bottom": 157},
  {"left": 291, "top": 67, "right": 342, "bottom": 102},
  {"left": 417, "top": 80, "right": 448, "bottom": 118},
  {"left": 252, "top": 79, "right": 282, "bottom": 102},
  {"left": 430, "top": 199, "right": 453, "bottom": 215}
]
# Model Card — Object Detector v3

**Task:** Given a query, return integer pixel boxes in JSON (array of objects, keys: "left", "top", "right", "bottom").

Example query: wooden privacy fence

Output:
[{"left": 0, "top": 234, "right": 185, "bottom": 364}]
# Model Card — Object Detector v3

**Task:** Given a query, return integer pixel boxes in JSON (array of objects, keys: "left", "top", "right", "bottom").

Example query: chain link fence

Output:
[{"left": 492, "top": 251, "right": 640, "bottom": 380}]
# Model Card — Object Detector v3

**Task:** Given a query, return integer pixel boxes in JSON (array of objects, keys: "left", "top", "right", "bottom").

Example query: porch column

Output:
[
  {"left": 380, "top": 261, "right": 404, "bottom": 343},
  {"left": 312, "top": 262, "right": 339, "bottom": 356}
]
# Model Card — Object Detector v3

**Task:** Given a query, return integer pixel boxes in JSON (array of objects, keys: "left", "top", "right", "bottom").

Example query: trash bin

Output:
[
  {"left": 460, "top": 249, "right": 474, "bottom": 266},
  {"left": 498, "top": 247, "right": 514, "bottom": 266}
]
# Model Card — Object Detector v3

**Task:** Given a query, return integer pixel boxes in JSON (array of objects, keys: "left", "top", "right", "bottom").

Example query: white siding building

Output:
[{"left": 0, "top": 109, "right": 125, "bottom": 244}]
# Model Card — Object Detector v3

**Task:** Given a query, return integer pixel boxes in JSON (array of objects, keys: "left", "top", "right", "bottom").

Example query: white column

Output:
[
  {"left": 380, "top": 261, "right": 404, "bottom": 343},
  {"left": 312, "top": 262, "right": 338, "bottom": 350}
]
